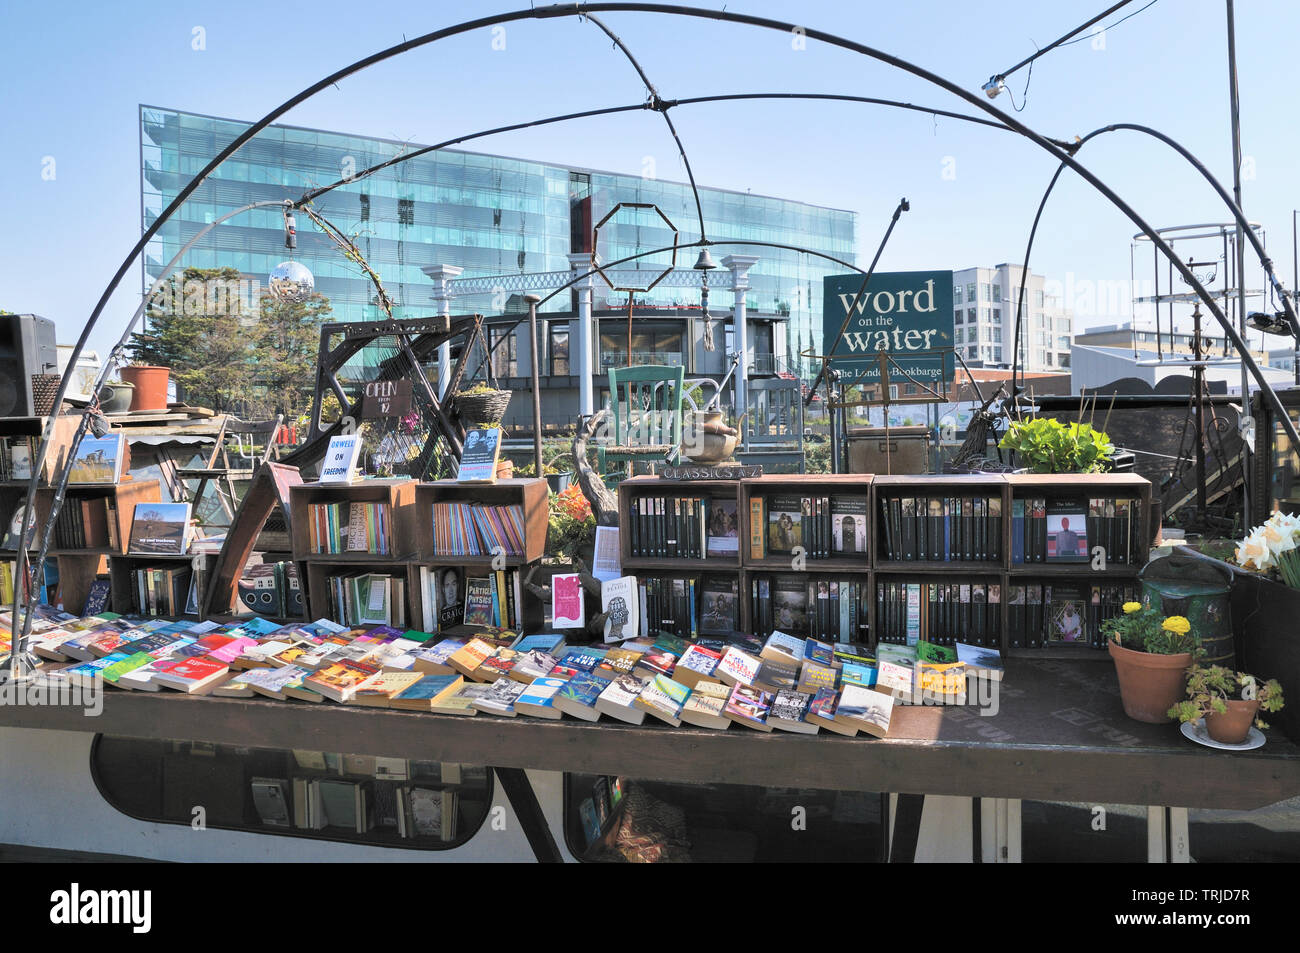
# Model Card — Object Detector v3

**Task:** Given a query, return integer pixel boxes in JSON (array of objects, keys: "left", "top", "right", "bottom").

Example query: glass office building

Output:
[{"left": 141, "top": 106, "right": 855, "bottom": 380}]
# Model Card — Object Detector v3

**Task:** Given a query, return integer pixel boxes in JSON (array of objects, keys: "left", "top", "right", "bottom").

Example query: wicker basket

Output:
[
  {"left": 454, "top": 388, "right": 511, "bottom": 428},
  {"left": 31, "top": 374, "right": 61, "bottom": 416}
]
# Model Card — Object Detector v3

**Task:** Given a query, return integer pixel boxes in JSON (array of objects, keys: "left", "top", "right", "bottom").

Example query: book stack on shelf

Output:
[
  {"left": 618, "top": 472, "right": 1152, "bottom": 659},
  {"left": 290, "top": 479, "right": 418, "bottom": 629},
  {"left": 411, "top": 480, "right": 547, "bottom": 636},
  {"left": 0, "top": 426, "right": 168, "bottom": 616}
]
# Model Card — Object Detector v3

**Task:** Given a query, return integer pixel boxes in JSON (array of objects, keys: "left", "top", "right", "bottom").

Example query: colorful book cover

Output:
[
  {"left": 839, "top": 660, "right": 878, "bottom": 689},
  {"left": 516, "top": 676, "right": 566, "bottom": 716},
  {"left": 557, "top": 671, "right": 611, "bottom": 709},
  {"left": 917, "top": 641, "right": 958, "bottom": 663},
  {"left": 635, "top": 674, "right": 691, "bottom": 725},
  {"left": 716, "top": 646, "right": 761, "bottom": 686},
  {"left": 127, "top": 502, "right": 193, "bottom": 556},
  {"left": 724, "top": 683, "right": 774, "bottom": 730},
  {"left": 798, "top": 661, "right": 839, "bottom": 694},
  {"left": 101, "top": 651, "right": 153, "bottom": 684},
  {"left": 462, "top": 578, "right": 495, "bottom": 628},
  {"left": 681, "top": 680, "right": 730, "bottom": 725}
]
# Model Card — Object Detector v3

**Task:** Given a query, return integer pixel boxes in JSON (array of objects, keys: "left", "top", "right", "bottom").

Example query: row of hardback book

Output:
[
  {"left": 429, "top": 502, "right": 526, "bottom": 557},
  {"left": 876, "top": 580, "right": 1001, "bottom": 647},
  {"left": 751, "top": 574, "right": 872, "bottom": 643},
  {"left": 307, "top": 501, "right": 393, "bottom": 554},
  {"left": 879, "top": 496, "right": 1002, "bottom": 562},
  {"left": 749, "top": 494, "right": 869, "bottom": 559},
  {"left": 1012, "top": 497, "right": 1144, "bottom": 565},
  {"left": 1005, "top": 582, "right": 1141, "bottom": 650},
  {"left": 51, "top": 496, "right": 120, "bottom": 550},
  {"left": 6, "top": 604, "right": 1005, "bottom": 737},
  {"left": 628, "top": 494, "right": 738, "bottom": 560}
]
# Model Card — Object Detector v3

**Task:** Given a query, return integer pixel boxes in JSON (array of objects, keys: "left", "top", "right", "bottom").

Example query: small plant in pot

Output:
[
  {"left": 1168, "top": 665, "right": 1285, "bottom": 745},
  {"left": 1103, "top": 602, "right": 1199, "bottom": 724}
]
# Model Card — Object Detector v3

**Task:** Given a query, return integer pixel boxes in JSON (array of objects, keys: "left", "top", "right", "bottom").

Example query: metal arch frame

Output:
[
  {"left": 15, "top": 2, "right": 1300, "bottom": 670},
  {"left": 1009, "top": 121, "right": 1300, "bottom": 401}
]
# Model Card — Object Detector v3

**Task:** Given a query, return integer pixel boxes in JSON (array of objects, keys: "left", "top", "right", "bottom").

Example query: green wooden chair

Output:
[{"left": 598, "top": 364, "right": 685, "bottom": 479}]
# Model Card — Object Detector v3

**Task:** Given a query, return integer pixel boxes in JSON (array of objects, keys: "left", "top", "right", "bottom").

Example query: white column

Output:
[
  {"left": 422, "top": 264, "right": 463, "bottom": 398},
  {"left": 568, "top": 252, "right": 595, "bottom": 420},
  {"left": 723, "top": 255, "right": 759, "bottom": 415}
]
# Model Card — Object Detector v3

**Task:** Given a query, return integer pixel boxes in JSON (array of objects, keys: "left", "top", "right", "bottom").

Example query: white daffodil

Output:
[{"left": 1237, "top": 530, "right": 1275, "bottom": 571}]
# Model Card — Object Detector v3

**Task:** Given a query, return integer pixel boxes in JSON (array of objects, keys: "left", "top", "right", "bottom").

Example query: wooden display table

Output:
[{"left": 1, "top": 659, "right": 1296, "bottom": 824}]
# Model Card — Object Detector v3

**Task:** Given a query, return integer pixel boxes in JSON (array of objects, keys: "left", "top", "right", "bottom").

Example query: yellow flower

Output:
[
  {"left": 1122, "top": 601, "right": 1142, "bottom": 614},
  {"left": 1161, "top": 616, "right": 1191, "bottom": 635}
]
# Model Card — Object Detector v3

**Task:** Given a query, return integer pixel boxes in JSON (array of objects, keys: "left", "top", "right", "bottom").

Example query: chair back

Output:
[
  {"left": 744, "top": 377, "right": 804, "bottom": 448},
  {"left": 607, "top": 365, "right": 684, "bottom": 450}
]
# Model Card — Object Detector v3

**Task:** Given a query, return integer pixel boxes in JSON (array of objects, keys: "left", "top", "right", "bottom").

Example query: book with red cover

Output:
[
  {"left": 303, "top": 658, "right": 381, "bottom": 702},
  {"left": 151, "top": 657, "right": 231, "bottom": 694}
]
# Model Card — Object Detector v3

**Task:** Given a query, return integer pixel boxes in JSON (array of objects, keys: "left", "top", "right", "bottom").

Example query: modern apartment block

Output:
[{"left": 951, "top": 264, "right": 1073, "bottom": 373}]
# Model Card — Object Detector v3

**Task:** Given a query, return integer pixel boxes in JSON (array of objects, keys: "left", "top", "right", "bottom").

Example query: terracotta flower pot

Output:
[
  {"left": 120, "top": 365, "right": 170, "bottom": 411},
  {"left": 1204, "top": 699, "right": 1261, "bottom": 745},
  {"left": 1108, "top": 640, "right": 1192, "bottom": 724}
]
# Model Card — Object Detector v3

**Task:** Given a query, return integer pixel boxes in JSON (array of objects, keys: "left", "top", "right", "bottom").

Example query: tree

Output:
[
  {"left": 127, "top": 267, "right": 254, "bottom": 412},
  {"left": 252, "top": 289, "right": 330, "bottom": 421}
]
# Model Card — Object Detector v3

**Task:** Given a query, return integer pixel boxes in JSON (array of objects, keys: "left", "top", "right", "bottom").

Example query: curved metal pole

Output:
[
  {"left": 582, "top": 12, "right": 708, "bottom": 241},
  {"left": 21, "top": 2, "right": 1300, "bottom": 658},
  {"left": 9, "top": 199, "right": 288, "bottom": 676},
  {"left": 1011, "top": 120, "right": 1300, "bottom": 408}
]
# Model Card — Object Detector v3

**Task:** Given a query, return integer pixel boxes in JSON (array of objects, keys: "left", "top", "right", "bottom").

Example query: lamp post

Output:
[{"left": 525, "top": 293, "right": 544, "bottom": 477}]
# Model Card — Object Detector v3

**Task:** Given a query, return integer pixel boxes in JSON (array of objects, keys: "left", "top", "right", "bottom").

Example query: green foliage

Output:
[
  {"left": 998, "top": 417, "right": 1115, "bottom": 473},
  {"left": 252, "top": 289, "right": 330, "bottom": 420},
  {"left": 127, "top": 267, "right": 329, "bottom": 417},
  {"left": 512, "top": 439, "right": 573, "bottom": 477},
  {"left": 1102, "top": 607, "right": 1198, "bottom": 655},
  {"left": 1167, "top": 664, "right": 1285, "bottom": 729}
]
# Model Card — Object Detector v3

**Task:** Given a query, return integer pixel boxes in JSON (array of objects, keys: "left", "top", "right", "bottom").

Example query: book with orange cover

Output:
[{"left": 303, "top": 659, "right": 381, "bottom": 702}]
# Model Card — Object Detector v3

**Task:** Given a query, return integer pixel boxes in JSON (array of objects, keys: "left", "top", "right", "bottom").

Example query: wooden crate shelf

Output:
[{"left": 610, "top": 470, "right": 1153, "bottom": 656}]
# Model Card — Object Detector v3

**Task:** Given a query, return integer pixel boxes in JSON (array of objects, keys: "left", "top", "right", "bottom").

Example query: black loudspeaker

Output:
[{"left": 0, "top": 314, "right": 58, "bottom": 418}]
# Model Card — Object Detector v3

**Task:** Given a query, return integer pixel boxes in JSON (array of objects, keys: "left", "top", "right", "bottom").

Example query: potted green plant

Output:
[
  {"left": 1103, "top": 602, "right": 1198, "bottom": 723},
  {"left": 998, "top": 417, "right": 1115, "bottom": 473},
  {"left": 1168, "top": 664, "right": 1285, "bottom": 745}
]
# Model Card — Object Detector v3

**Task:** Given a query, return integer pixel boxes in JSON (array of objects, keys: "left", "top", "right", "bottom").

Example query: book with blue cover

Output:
[
  {"left": 553, "top": 671, "right": 612, "bottom": 722},
  {"left": 516, "top": 676, "right": 566, "bottom": 719}
]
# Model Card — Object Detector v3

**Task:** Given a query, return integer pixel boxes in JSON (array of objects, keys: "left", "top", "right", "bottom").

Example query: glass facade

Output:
[{"left": 141, "top": 107, "right": 855, "bottom": 374}]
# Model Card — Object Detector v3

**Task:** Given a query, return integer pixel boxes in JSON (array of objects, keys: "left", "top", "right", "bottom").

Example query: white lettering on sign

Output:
[{"left": 838, "top": 279, "right": 937, "bottom": 317}]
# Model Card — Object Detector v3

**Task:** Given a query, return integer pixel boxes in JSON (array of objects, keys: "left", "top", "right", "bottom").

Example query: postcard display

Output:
[
  {"left": 0, "top": 420, "right": 165, "bottom": 616},
  {"left": 618, "top": 472, "right": 1153, "bottom": 658}
]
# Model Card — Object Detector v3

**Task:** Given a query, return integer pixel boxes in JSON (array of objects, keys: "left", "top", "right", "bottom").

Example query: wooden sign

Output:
[
  {"left": 361, "top": 379, "right": 412, "bottom": 418},
  {"left": 659, "top": 463, "right": 763, "bottom": 481}
]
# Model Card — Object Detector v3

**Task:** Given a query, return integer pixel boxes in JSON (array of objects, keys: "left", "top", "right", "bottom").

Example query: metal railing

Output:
[{"left": 599, "top": 350, "right": 684, "bottom": 369}]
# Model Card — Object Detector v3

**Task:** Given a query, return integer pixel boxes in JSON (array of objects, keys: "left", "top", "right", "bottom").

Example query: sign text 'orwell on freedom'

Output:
[{"left": 821, "top": 270, "right": 955, "bottom": 385}]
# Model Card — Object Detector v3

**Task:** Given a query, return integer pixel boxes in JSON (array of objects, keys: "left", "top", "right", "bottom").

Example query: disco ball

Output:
[{"left": 269, "top": 260, "right": 315, "bottom": 303}]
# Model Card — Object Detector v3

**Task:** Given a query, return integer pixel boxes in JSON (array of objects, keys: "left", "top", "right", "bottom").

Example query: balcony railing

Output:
[{"left": 599, "top": 351, "right": 684, "bottom": 369}]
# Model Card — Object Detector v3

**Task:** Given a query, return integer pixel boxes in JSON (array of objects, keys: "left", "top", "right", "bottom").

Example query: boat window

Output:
[
  {"left": 563, "top": 773, "right": 885, "bottom": 862},
  {"left": 90, "top": 735, "right": 493, "bottom": 850}
]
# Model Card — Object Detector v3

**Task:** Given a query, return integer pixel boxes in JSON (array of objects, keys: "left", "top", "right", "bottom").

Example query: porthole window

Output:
[{"left": 90, "top": 735, "right": 493, "bottom": 850}]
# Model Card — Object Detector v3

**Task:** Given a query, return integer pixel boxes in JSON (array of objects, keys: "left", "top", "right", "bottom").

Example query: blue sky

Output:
[{"left": 2, "top": 0, "right": 1299, "bottom": 360}]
